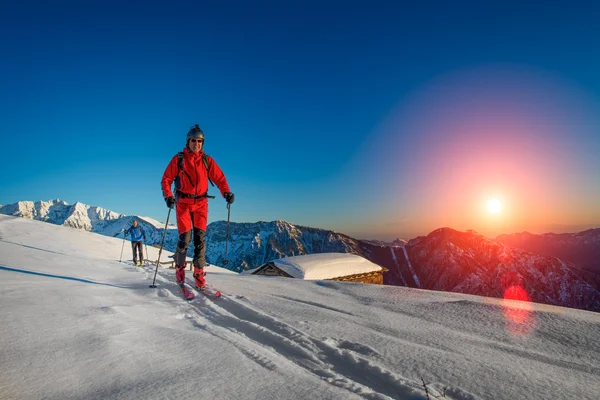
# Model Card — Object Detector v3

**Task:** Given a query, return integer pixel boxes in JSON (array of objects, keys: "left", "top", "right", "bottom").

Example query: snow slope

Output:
[{"left": 0, "top": 215, "right": 599, "bottom": 400}]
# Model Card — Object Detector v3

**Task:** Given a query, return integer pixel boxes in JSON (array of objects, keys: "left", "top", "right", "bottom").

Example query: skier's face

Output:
[{"left": 188, "top": 138, "right": 204, "bottom": 152}]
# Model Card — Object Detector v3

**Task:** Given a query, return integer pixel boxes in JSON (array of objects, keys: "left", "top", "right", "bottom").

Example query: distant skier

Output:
[
  {"left": 124, "top": 219, "right": 146, "bottom": 266},
  {"left": 161, "top": 124, "right": 234, "bottom": 291}
]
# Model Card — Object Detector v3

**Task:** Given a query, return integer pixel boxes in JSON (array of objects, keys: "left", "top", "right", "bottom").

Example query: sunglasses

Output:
[{"left": 190, "top": 138, "right": 204, "bottom": 143}]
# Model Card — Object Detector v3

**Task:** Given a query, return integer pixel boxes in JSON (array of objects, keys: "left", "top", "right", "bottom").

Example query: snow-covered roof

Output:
[{"left": 265, "top": 253, "right": 384, "bottom": 280}]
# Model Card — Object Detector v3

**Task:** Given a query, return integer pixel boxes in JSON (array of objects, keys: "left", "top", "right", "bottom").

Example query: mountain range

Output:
[
  {"left": 497, "top": 230, "right": 600, "bottom": 274},
  {"left": 2, "top": 199, "right": 599, "bottom": 312}
]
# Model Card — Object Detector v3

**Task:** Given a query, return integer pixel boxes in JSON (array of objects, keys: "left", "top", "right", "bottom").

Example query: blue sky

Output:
[{"left": 1, "top": 1, "right": 599, "bottom": 240}]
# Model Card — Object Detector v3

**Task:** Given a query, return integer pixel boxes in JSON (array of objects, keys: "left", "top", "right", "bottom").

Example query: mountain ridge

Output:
[
  {"left": 2, "top": 199, "right": 599, "bottom": 312},
  {"left": 497, "top": 229, "right": 600, "bottom": 274}
]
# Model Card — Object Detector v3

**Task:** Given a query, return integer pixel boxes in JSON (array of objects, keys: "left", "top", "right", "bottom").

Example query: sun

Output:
[{"left": 487, "top": 199, "right": 502, "bottom": 213}]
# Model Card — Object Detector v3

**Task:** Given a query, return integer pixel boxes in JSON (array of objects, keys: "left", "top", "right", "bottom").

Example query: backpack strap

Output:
[
  {"left": 176, "top": 152, "right": 193, "bottom": 189},
  {"left": 177, "top": 152, "right": 184, "bottom": 170},
  {"left": 177, "top": 152, "right": 214, "bottom": 188},
  {"left": 202, "top": 153, "right": 215, "bottom": 187}
]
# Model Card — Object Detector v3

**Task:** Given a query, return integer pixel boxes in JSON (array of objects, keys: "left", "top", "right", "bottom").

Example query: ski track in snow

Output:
[
  {"left": 270, "top": 294, "right": 358, "bottom": 317},
  {"left": 143, "top": 265, "right": 450, "bottom": 400}
]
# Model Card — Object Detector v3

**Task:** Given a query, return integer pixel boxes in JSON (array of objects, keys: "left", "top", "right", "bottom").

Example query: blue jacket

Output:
[{"left": 125, "top": 225, "right": 146, "bottom": 242}]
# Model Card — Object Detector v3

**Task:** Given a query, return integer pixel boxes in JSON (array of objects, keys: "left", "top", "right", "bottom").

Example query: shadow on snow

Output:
[{"left": 0, "top": 265, "right": 126, "bottom": 288}]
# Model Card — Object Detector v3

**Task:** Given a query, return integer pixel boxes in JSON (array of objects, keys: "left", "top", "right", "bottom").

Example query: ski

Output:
[
  {"left": 177, "top": 281, "right": 220, "bottom": 300},
  {"left": 179, "top": 283, "right": 195, "bottom": 301},
  {"left": 194, "top": 283, "right": 222, "bottom": 298}
]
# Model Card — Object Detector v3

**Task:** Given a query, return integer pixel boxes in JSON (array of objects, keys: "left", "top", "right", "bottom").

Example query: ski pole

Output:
[
  {"left": 150, "top": 208, "right": 172, "bottom": 288},
  {"left": 119, "top": 230, "right": 126, "bottom": 262},
  {"left": 223, "top": 202, "right": 231, "bottom": 266}
]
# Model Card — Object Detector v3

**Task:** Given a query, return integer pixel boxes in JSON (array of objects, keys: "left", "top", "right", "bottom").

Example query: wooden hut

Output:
[{"left": 249, "top": 253, "right": 388, "bottom": 285}]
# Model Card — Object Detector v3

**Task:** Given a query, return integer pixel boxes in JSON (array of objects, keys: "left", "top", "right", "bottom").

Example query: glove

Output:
[
  {"left": 224, "top": 192, "right": 235, "bottom": 204},
  {"left": 165, "top": 196, "right": 176, "bottom": 209}
]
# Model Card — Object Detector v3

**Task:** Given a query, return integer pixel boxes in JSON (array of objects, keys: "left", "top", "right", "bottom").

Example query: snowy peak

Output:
[
  {"left": 361, "top": 238, "right": 407, "bottom": 247},
  {"left": 0, "top": 199, "right": 71, "bottom": 223},
  {"left": 62, "top": 201, "right": 122, "bottom": 231},
  {"left": 391, "top": 238, "right": 407, "bottom": 246},
  {"left": 0, "top": 200, "right": 182, "bottom": 261},
  {"left": 413, "top": 227, "right": 490, "bottom": 245},
  {"left": 0, "top": 199, "right": 122, "bottom": 231}
]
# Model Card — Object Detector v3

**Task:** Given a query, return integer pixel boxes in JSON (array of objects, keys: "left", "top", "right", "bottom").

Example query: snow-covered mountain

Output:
[
  {"left": 496, "top": 229, "right": 600, "bottom": 273},
  {"left": 395, "top": 228, "right": 600, "bottom": 312},
  {"left": 206, "top": 223, "right": 600, "bottom": 311},
  {"left": 0, "top": 199, "right": 177, "bottom": 254},
  {"left": 205, "top": 220, "right": 363, "bottom": 270},
  {"left": 0, "top": 200, "right": 366, "bottom": 269},
  {"left": 361, "top": 238, "right": 407, "bottom": 247},
  {"left": 0, "top": 199, "right": 122, "bottom": 231},
  {"left": 3, "top": 200, "right": 599, "bottom": 312}
]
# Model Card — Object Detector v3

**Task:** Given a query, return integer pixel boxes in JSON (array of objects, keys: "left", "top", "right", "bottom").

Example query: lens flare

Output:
[{"left": 502, "top": 285, "right": 536, "bottom": 336}]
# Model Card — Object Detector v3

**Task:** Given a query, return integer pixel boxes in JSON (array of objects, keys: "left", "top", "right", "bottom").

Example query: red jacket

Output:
[{"left": 161, "top": 148, "right": 231, "bottom": 204}]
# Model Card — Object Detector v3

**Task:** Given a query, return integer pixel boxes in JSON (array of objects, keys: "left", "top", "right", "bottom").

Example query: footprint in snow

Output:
[{"left": 325, "top": 338, "right": 380, "bottom": 357}]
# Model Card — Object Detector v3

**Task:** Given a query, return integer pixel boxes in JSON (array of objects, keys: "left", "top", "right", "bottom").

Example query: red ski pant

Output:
[{"left": 176, "top": 200, "right": 208, "bottom": 233}]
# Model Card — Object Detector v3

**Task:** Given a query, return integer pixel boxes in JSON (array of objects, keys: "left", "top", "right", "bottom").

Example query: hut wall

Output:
[
  {"left": 329, "top": 271, "right": 385, "bottom": 285},
  {"left": 253, "top": 263, "right": 293, "bottom": 277}
]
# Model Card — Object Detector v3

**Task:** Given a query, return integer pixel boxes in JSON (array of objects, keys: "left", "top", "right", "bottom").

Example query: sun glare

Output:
[{"left": 487, "top": 199, "right": 502, "bottom": 213}]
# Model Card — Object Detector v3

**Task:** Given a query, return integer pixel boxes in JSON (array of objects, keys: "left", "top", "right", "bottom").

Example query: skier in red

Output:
[{"left": 161, "top": 124, "right": 234, "bottom": 292}]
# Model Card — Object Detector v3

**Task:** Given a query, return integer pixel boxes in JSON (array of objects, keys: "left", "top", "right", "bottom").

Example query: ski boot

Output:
[
  {"left": 175, "top": 264, "right": 187, "bottom": 284},
  {"left": 176, "top": 264, "right": 194, "bottom": 300},
  {"left": 193, "top": 267, "right": 206, "bottom": 291}
]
